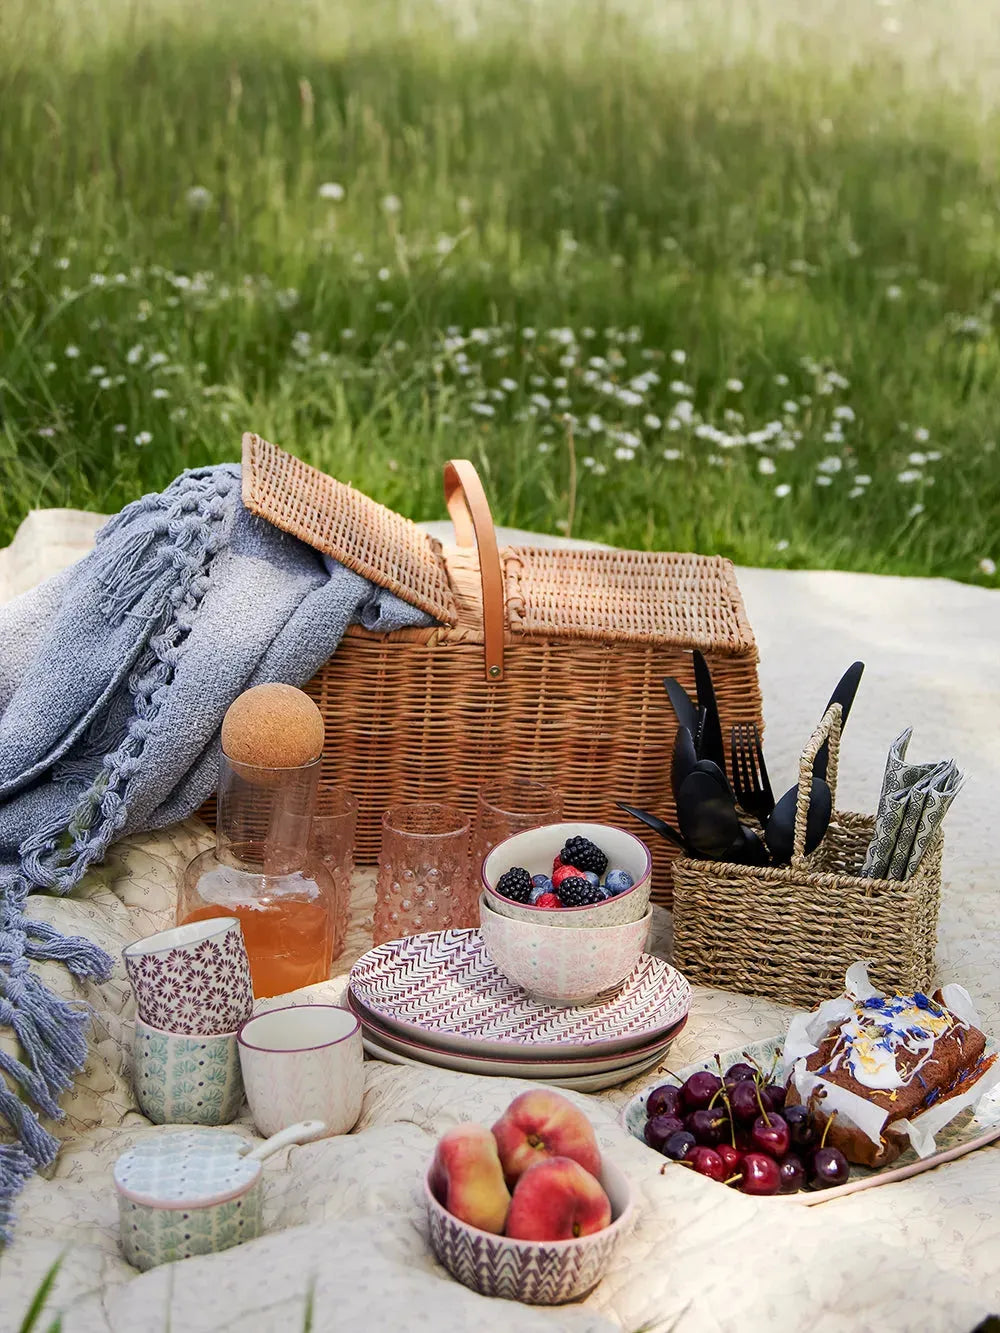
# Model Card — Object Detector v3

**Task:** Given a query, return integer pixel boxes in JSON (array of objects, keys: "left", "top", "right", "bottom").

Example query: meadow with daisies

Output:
[{"left": 1, "top": 0, "right": 998, "bottom": 582}]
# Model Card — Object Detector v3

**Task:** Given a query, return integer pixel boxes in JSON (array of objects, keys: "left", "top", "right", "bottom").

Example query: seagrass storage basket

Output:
[
  {"left": 239, "top": 434, "right": 765, "bottom": 906},
  {"left": 671, "top": 706, "right": 943, "bottom": 1006}
]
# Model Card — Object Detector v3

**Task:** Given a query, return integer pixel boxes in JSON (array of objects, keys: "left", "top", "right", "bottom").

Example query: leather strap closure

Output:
[{"left": 443, "top": 460, "right": 505, "bottom": 682}]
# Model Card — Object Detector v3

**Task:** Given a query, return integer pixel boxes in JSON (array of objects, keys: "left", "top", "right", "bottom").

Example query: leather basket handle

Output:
[{"left": 443, "top": 460, "right": 505, "bottom": 682}]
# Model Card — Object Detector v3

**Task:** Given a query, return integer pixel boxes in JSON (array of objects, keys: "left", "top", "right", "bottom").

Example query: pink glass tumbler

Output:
[{"left": 374, "top": 804, "right": 473, "bottom": 946}]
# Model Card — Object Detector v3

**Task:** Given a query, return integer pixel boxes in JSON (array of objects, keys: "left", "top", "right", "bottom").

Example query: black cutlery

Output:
[
  {"left": 814, "top": 661, "right": 865, "bottom": 781},
  {"left": 616, "top": 802, "right": 693, "bottom": 854},
  {"left": 693, "top": 650, "right": 726, "bottom": 777},
  {"left": 671, "top": 725, "right": 699, "bottom": 801},
  {"left": 730, "top": 722, "right": 775, "bottom": 824},
  {"left": 663, "top": 677, "right": 700, "bottom": 738}
]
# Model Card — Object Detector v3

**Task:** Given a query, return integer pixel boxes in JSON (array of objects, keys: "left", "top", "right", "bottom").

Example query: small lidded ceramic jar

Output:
[{"left": 113, "top": 1121, "right": 324, "bottom": 1270}]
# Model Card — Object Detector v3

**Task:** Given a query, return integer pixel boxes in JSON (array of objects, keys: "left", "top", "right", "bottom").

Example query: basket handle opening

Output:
[
  {"left": 791, "top": 703, "right": 843, "bottom": 866},
  {"left": 443, "top": 460, "right": 505, "bottom": 682}
]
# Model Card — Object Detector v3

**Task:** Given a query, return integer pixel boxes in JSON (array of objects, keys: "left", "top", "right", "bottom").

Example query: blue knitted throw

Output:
[{"left": 0, "top": 464, "right": 429, "bottom": 1238}]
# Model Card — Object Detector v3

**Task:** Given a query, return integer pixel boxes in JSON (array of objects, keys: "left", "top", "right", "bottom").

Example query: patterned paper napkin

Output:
[{"left": 861, "top": 728, "right": 965, "bottom": 880}]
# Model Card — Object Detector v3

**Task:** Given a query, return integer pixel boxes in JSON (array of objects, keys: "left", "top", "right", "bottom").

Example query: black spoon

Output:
[
  {"left": 616, "top": 802, "right": 693, "bottom": 855},
  {"left": 763, "top": 771, "right": 832, "bottom": 865},
  {"left": 676, "top": 769, "right": 743, "bottom": 860}
]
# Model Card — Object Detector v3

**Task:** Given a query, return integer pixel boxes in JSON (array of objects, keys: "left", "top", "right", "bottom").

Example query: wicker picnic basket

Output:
[
  {"left": 239, "top": 434, "right": 765, "bottom": 905},
  {"left": 671, "top": 704, "right": 943, "bottom": 1007}
]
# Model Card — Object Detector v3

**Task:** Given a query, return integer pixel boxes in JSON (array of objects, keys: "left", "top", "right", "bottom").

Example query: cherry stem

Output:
[
  {"left": 819, "top": 1110, "right": 838, "bottom": 1150},
  {"left": 754, "top": 1080, "right": 771, "bottom": 1126},
  {"left": 723, "top": 1174, "right": 743, "bottom": 1187}
]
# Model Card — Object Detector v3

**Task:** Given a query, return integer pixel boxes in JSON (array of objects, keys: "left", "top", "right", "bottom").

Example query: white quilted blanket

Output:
[{"left": 1, "top": 511, "right": 999, "bottom": 1333}]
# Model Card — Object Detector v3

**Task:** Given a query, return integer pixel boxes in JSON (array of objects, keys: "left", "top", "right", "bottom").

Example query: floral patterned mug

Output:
[
  {"left": 133, "top": 1016, "right": 244, "bottom": 1126},
  {"left": 123, "top": 917, "right": 253, "bottom": 1035}
]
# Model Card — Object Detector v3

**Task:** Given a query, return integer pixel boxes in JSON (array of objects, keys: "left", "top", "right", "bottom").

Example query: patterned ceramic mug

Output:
[
  {"left": 133, "top": 1015, "right": 244, "bottom": 1126},
  {"left": 123, "top": 917, "right": 253, "bottom": 1035},
  {"left": 237, "top": 1004, "right": 364, "bottom": 1139}
]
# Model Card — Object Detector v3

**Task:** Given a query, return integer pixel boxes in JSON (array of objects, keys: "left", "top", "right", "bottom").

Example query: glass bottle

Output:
[{"left": 178, "top": 756, "right": 335, "bottom": 1000}]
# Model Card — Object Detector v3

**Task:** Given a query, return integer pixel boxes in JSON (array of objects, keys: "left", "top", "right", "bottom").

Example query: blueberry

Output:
[
  {"left": 583, "top": 871, "right": 600, "bottom": 887},
  {"left": 530, "top": 875, "right": 554, "bottom": 903},
  {"left": 603, "top": 868, "right": 634, "bottom": 896}
]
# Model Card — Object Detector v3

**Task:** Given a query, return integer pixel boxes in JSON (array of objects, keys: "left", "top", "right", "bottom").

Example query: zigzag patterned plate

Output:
[{"left": 349, "top": 929, "right": 690, "bottom": 1058}]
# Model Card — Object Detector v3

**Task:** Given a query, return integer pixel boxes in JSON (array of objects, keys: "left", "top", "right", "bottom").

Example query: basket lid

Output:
[
  {"left": 241, "top": 434, "right": 458, "bottom": 625},
  {"left": 504, "top": 547, "right": 757, "bottom": 652}
]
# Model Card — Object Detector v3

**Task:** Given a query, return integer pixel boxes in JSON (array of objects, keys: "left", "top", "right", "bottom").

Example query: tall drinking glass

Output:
[
  {"left": 309, "top": 785, "right": 358, "bottom": 964},
  {"left": 374, "top": 803, "right": 473, "bottom": 945},
  {"left": 473, "top": 779, "right": 563, "bottom": 872}
]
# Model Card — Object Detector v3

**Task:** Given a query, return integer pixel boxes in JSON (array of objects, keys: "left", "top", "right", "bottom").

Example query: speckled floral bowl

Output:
[
  {"left": 478, "top": 894, "right": 652, "bottom": 1004},
  {"left": 482, "top": 823, "right": 652, "bottom": 928},
  {"left": 425, "top": 1157, "right": 633, "bottom": 1304}
]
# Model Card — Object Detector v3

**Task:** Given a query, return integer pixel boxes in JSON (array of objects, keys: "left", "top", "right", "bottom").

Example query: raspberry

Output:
[
  {"left": 560, "top": 836, "right": 609, "bottom": 877},
  {"left": 534, "top": 892, "right": 561, "bottom": 909},
  {"left": 557, "top": 877, "right": 606, "bottom": 908},
  {"left": 496, "top": 866, "right": 533, "bottom": 903},
  {"left": 551, "top": 863, "right": 582, "bottom": 889}
]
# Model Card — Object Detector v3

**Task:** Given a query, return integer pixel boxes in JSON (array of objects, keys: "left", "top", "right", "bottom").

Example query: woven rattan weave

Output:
[
  {"left": 671, "top": 706, "right": 942, "bottom": 1005},
  {"left": 239, "top": 436, "right": 764, "bottom": 905}
]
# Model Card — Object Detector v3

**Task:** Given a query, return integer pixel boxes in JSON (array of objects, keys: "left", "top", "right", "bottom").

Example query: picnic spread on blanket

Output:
[{"left": 0, "top": 434, "right": 997, "bottom": 1330}]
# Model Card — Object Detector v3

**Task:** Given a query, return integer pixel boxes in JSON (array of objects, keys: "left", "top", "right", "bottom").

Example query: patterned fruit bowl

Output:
[
  {"left": 479, "top": 893, "right": 652, "bottom": 1004},
  {"left": 424, "top": 1157, "right": 634, "bottom": 1304},
  {"left": 482, "top": 823, "right": 652, "bottom": 928}
]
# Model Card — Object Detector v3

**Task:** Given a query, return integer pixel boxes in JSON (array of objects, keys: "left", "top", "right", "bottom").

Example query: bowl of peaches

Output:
[{"left": 425, "top": 1089, "right": 633, "bottom": 1305}]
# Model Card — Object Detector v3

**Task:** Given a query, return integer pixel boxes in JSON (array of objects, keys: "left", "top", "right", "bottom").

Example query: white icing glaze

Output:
[{"left": 782, "top": 963, "right": 972, "bottom": 1096}]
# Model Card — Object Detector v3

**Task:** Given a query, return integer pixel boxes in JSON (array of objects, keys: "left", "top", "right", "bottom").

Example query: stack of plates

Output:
[{"left": 347, "top": 929, "right": 692, "bottom": 1092}]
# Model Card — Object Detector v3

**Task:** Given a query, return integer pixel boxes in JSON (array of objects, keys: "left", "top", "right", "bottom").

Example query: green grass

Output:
[{"left": 1, "top": 0, "right": 998, "bottom": 582}]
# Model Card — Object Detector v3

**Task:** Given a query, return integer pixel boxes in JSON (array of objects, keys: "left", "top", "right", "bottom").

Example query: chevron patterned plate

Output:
[{"left": 348, "top": 929, "right": 690, "bottom": 1058}]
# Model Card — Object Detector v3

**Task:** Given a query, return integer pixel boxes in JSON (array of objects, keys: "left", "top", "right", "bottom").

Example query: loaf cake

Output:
[{"left": 783, "top": 964, "right": 997, "bottom": 1168}]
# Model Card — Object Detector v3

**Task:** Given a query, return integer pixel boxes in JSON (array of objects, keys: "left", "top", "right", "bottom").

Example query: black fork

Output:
[{"left": 730, "top": 722, "right": 775, "bottom": 824}]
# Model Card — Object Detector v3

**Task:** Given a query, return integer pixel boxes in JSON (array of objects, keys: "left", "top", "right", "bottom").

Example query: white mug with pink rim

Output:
[
  {"left": 123, "top": 917, "right": 253, "bottom": 1036},
  {"left": 237, "top": 1005, "right": 364, "bottom": 1139}
]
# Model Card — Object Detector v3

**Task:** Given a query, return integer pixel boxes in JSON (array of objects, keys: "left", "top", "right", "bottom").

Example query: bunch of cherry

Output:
[{"left": 642, "top": 1062, "right": 850, "bottom": 1195}]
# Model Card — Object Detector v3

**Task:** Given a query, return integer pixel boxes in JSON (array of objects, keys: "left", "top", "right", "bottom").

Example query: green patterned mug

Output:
[{"left": 133, "top": 1016, "right": 244, "bottom": 1125}]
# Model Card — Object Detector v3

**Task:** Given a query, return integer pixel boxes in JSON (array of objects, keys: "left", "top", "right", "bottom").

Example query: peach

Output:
[
  {"left": 428, "top": 1124, "right": 511, "bottom": 1234},
  {"left": 505, "top": 1156, "right": 612, "bottom": 1241},
  {"left": 492, "top": 1089, "right": 602, "bottom": 1186}
]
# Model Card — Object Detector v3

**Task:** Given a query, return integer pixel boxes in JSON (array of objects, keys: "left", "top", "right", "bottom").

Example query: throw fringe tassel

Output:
[
  {"left": 0, "top": 1139, "right": 39, "bottom": 1244},
  {"left": 24, "top": 918, "right": 113, "bottom": 979},
  {"left": 94, "top": 526, "right": 163, "bottom": 625}
]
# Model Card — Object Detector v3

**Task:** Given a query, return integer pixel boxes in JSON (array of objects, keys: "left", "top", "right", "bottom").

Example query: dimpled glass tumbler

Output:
[
  {"left": 309, "top": 785, "right": 358, "bottom": 965},
  {"left": 373, "top": 804, "right": 473, "bottom": 946}
]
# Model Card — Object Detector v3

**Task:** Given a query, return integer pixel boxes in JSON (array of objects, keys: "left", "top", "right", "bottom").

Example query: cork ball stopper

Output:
[{"left": 221, "top": 684, "right": 325, "bottom": 768}]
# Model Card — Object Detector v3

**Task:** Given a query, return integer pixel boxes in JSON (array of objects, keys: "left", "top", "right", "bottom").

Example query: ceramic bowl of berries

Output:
[
  {"left": 482, "top": 824, "right": 652, "bottom": 929},
  {"left": 479, "top": 894, "right": 653, "bottom": 1005}
]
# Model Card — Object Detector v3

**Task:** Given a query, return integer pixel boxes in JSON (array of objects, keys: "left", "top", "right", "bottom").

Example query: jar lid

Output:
[{"left": 113, "top": 1130, "right": 260, "bottom": 1209}]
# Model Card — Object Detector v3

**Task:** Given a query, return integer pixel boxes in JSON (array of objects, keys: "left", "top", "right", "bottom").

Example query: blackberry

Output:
[
  {"left": 496, "top": 866, "right": 534, "bottom": 903},
  {"left": 560, "top": 836, "right": 609, "bottom": 877},
  {"left": 557, "top": 877, "right": 606, "bottom": 908}
]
